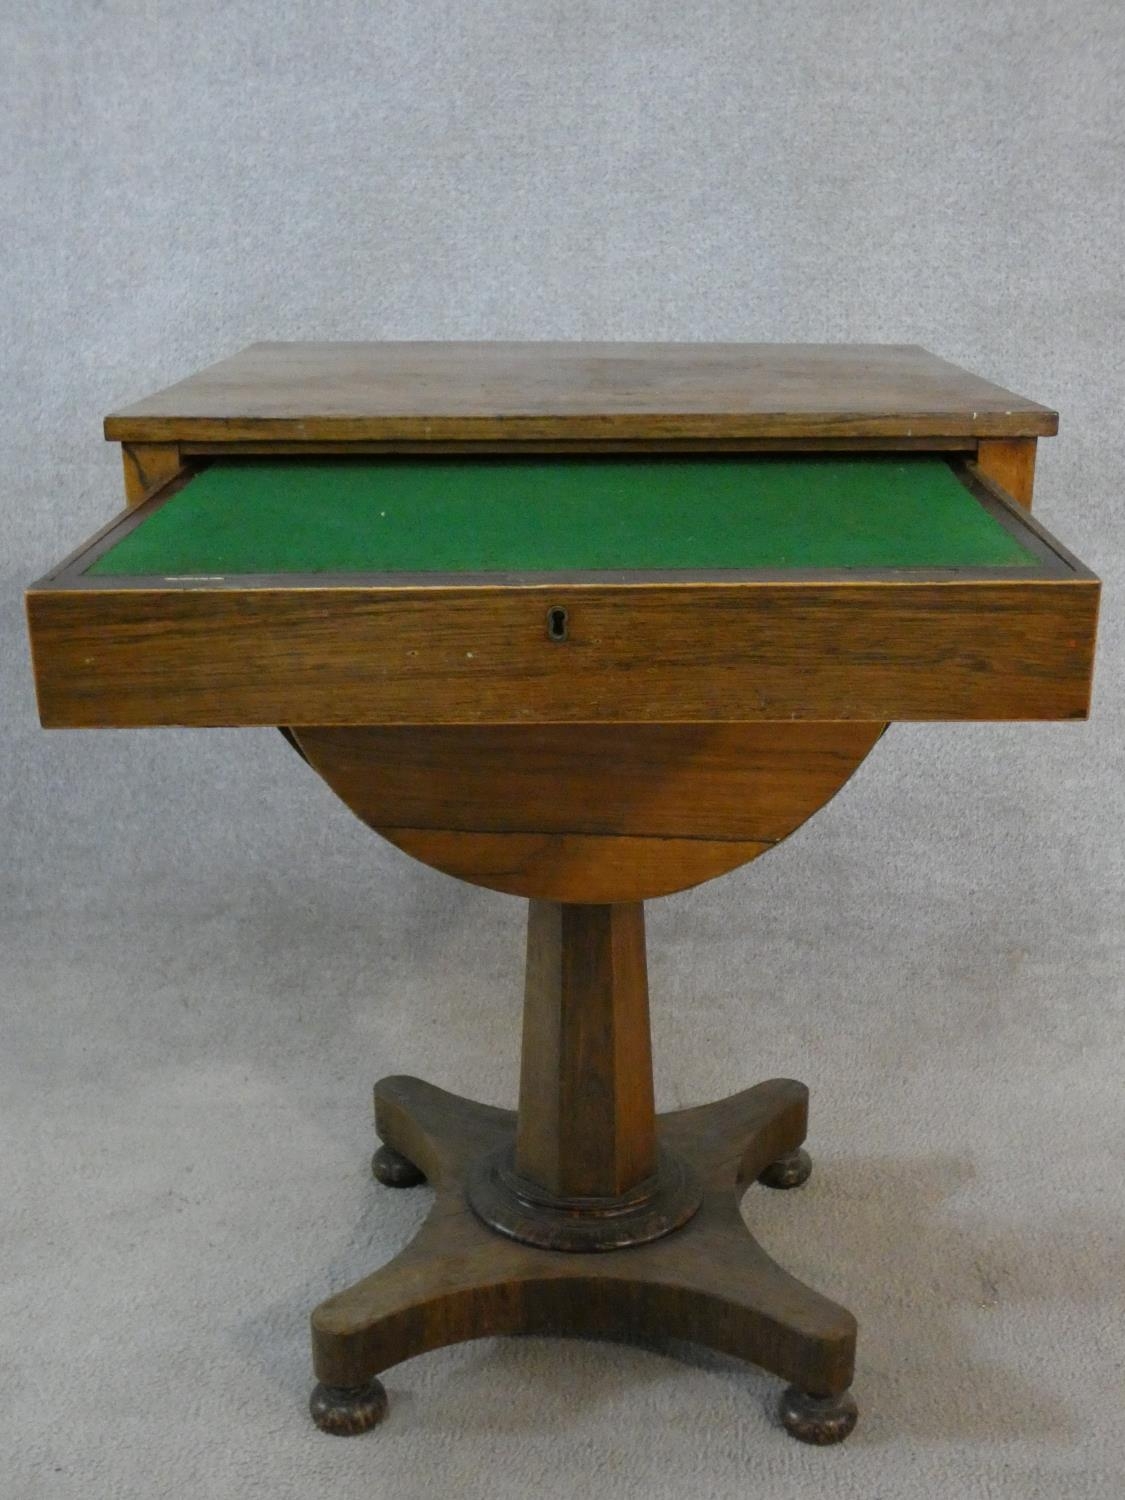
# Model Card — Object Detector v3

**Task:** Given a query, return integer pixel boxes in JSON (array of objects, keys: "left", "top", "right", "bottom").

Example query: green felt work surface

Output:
[{"left": 88, "top": 456, "right": 1035, "bottom": 577}]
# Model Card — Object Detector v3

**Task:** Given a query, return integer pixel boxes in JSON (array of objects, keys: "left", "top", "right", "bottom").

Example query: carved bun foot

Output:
[
  {"left": 309, "top": 1377, "right": 389, "bottom": 1435},
  {"left": 758, "top": 1146, "right": 812, "bottom": 1189},
  {"left": 778, "top": 1385, "right": 858, "bottom": 1445},
  {"left": 372, "top": 1143, "right": 426, "bottom": 1187}
]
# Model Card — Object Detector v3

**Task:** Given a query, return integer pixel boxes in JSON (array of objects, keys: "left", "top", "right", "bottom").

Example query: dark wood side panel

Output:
[
  {"left": 121, "top": 443, "right": 186, "bottom": 507},
  {"left": 27, "top": 579, "right": 1099, "bottom": 728},
  {"left": 976, "top": 438, "right": 1037, "bottom": 509}
]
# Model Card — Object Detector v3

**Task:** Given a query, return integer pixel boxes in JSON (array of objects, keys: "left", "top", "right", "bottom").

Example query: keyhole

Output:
[{"left": 546, "top": 606, "right": 569, "bottom": 642}]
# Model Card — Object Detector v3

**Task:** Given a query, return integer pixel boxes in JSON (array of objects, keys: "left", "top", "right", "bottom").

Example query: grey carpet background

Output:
[{"left": 2, "top": 3, "right": 1123, "bottom": 1496}]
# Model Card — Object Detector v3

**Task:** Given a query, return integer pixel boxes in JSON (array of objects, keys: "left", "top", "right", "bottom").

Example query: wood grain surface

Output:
[
  {"left": 291, "top": 722, "right": 885, "bottom": 840},
  {"left": 104, "top": 342, "right": 1058, "bottom": 444},
  {"left": 370, "top": 829, "right": 775, "bottom": 903},
  {"left": 291, "top": 722, "right": 885, "bottom": 900},
  {"left": 976, "top": 437, "right": 1037, "bottom": 508},
  {"left": 515, "top": 902, "right": 655, "bottom": 1198},
  {"left": 121, "top": 443, "right": 186, "bottom": 507},
  {"left": 28, "top": 576, "right": 1098, "bottom": 729},
  {"left": 312, "top": 1074, "right": 857, "bottom": 1399}
]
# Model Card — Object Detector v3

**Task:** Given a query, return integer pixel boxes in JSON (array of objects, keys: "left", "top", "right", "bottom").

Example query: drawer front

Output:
[{"left": 26, "top": 459, "right": 1099, "bottom": 729}]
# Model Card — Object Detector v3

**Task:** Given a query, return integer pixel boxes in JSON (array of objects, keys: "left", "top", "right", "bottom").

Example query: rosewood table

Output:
[{"left": 26, "top": 343, "right": 1099, "bottom": 1445}]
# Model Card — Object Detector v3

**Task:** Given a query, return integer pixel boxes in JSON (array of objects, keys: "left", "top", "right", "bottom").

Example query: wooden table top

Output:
[{"left": 104, "top": 342, "right": 1058, "bottom": 445}]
